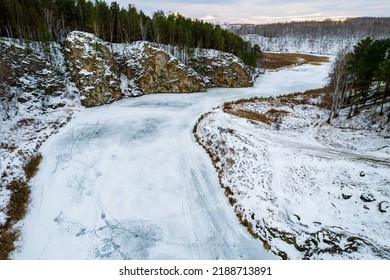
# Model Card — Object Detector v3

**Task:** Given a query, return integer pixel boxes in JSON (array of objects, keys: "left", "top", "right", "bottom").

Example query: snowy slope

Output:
[
  {"left": 0, "top": 38, "right": 79, "bottom": 235},
  {"left": 194, "top": 95, "right": 390, "bottom": 259},
  {"left": 12, "top": 61, "right": 330, "bottom": 259},
  {"left": 242, "top": 34, "right": 369, "bottom": 55}
]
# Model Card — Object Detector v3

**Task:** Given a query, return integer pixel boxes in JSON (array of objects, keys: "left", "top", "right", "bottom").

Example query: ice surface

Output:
[{"left": 12, "top": 62, "right": 330, "bottom": 259}]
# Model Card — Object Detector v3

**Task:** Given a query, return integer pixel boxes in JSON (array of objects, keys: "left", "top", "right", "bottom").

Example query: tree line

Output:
[
  {"left": 0, "top": 0, "right": 261, "bottom": 66},
  {"left": 328, "top": 37, "right": 390, "bottom": 121},
  {"left": 232, "top": 18, "right": 390, "bottom": 40}
]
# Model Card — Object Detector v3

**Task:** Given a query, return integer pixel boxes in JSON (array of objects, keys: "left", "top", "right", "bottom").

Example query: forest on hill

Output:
[
  {"left": 232, "top": 17, "right": 390, "bottom": 39},
  {"left": 328, "top": 37, "right": 390, "bottom": 121},
  {"left": 0, "top": 0, "right": 260, "bottom": 66}
]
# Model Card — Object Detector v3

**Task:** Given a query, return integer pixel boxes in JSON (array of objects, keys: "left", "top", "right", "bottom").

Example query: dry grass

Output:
[
  {"left": 23, "top": 153, "right": 42, "bottom": 181},
  {"left": 280, "top": 87, "right": 332, "bottom": 109},
  {"left": 6, "top": 180, "right": 31, "bottom": 224},
  {"left": 0, "top": 227, "right": 18, "bottom": 260},
  {"left": 222, "top": 87, "right": 331, "bottom": 126},
  {"left": 266, "top": 108, "right": 289, "bottom": 117},
  {"left": 261, "top": 52, "right": 329, "bottom": 70},
  {"left": 225, "top": 109, "right": 273, "bottom": 125},
  {"left": 0, "top": 153, "right": 42, "bottom": 259},
  {"left": 0, "top": 179, "right": 31, "bottom": 259}
]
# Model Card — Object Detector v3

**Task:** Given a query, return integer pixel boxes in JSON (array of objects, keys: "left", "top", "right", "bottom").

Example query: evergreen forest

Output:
[
  {"left": 328, "top": 37, "right": 390, "bottom": 120},
  {"left": 0, "top": 0, "right": 261, "bottom": 66}
]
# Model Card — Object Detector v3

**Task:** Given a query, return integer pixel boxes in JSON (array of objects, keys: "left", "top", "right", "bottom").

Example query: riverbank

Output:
[{"left": 194, "top": 88, "right": 390, "bottom": 259}]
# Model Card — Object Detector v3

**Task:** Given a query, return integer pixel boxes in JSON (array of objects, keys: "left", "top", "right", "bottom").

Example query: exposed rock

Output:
[
  {"left": 0, "top": 38, "right": 69, "bottom": 120},
  {"left": 64, "top": 31, "right": 122, "bottom": 107},
  {"left": 360, "top": 171, "right": 365, "bottom": 177},
  {"left": 379, "top": 201, "right": 389, "bottom": 213},
  {"left": 342, "top": 194, "right": 352, "bottom": 200},
  {"left": 190, "top": 49, "right": 253, "bottom": 88},
  {"left": 0, "top": 39, "right": 66, "bottom": 97},
  {"left": 360, "top": 193, "right": 376, "bottom": 203},
  {"left": 116, "top": 42, "right": 206, "bottom": 95}
]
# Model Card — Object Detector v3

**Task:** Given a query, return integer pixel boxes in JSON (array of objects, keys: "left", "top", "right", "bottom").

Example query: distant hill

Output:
[{"left": 226, "top": 18, "right": 390, "bottom": 54}]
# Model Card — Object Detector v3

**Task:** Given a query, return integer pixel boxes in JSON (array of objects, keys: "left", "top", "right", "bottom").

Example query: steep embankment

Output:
[
  {"left": 64, "top": 31, "right": 122, "bottom": 107},
  {"left": 0, "top": 38, "right": 75, "bottom": 259},
  {"left": 190, "top": 49, "right": 254, "bottom": 88},
  {"left": 113, "top": 41, "right": 206, "bottom": 95}
]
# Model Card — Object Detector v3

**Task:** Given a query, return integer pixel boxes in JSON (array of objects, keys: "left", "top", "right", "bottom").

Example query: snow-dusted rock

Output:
[
  {"left": 190, "top": 49, "right": 253, "bottom": 88},
  {"left": 64, "top": 31, "right": 122, "bottom": 107},
  {"left": 0, "top": 39, "right": 66, "bottom": 97},
  {"left": 360, "top": 193, "right": 376, "bottom": 203},
  {"left": 379, "top": 201, "right": 389, "bottom": 213},
  {"left": 115, "top": 42, "right": 206, "bottom": 94}
]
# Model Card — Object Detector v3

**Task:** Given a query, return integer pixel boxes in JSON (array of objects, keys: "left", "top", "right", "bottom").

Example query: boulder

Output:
[
  {"left": 190, "top": 49, "right": 253, "bottom": 88},
  {"left": 360, "top": 193, "right": 376, "bottom": 203},
  {"left": 64, "top": 31, "right": 122, "bottom": 107},
  {"left": 379, "top": 201, "right": 389, "bottom": 213},
  {"left": 117, "top": 42, "right": 206, "bottom": 94}
]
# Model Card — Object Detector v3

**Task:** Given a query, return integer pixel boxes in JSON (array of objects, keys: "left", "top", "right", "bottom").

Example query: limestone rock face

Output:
[
  {"left": 64, "top": 31, "right": 122, "bottom": 107},
  {"left": 190, "top": 50, "right": 253, "bottom": 88},
  {"left": 117, "top": 42, "right": 206, "bottom": 94}
]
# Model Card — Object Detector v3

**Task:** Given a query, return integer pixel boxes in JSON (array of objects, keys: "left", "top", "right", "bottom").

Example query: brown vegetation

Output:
[
  {"left": 23, "top": 153, "right": 43, "bottom": 181},
  {"left": 225, "top": 109, "right": 273, "bottom": 125},
  {"left": 0, "top": 226, "right": 18, "bottom": 260},
  {"left": 5, "top": 180, "right": 30, "bottom": 227},
  {"left": 279, "top": 87, "right": 332, "bottom": 108},
  {"left": 260, "top": 52, "right": 329, "bottom": 70},
  {"left": 0, "top": 153, "right": 42, "bottom": 259},
  {"left": 0, "top": 179, "right": 30, "bottom": 259}
]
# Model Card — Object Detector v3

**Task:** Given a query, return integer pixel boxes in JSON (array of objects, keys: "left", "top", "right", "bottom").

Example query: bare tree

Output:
[{"left": 328, "top": 48, "right": 351, "bottom": 122}]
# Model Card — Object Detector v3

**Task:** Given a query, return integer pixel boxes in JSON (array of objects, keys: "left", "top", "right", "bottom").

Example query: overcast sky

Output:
[{"left": 106, "top": 0, "right": 389, "bottom": 24}]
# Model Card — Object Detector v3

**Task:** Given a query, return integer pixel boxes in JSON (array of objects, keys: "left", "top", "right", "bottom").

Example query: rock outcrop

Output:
[
  {"left": 116, "top": 42, "right": 206, "bottom": 94},
  {"left": 64, "top": 31, "right": 122, "bottom": 107},
  {"left": 2, "top": 33, "right": 256, "bottom": 110},
  {"left": 190, "top": 49, "right": 253, "bottom": 88},
  {"left": 0, "top": 38, "right": 70, "bottom": 120}
]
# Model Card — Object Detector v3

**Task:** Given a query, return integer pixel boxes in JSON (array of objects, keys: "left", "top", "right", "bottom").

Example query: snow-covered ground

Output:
[
  {"left": 194, "top": 93, "right": 390, "bottom": 259},
  {"left": 11, "top": 61, "right": 330, "bottom": 259}
]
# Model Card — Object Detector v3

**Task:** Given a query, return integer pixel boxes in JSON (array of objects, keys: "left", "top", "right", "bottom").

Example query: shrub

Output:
[
  {"left": 6, "top": 180, "right": 31, "bottom": 223},
  {"left": 0, "top": 227, "right": 18, "bottom": 260},
  {"left": 23, "top": 153, "right": 42, "bottom": 181}
]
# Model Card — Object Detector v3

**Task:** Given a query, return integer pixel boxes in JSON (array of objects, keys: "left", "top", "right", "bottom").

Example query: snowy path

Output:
[{"left": 13, "top": 62, "right": 330, "bottom": 259}]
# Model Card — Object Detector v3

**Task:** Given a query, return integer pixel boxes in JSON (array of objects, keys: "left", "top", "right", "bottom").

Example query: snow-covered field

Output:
[
  {"left": 10, "top": 61, "right": 331, "bottom": 259},
  {"left": 194, "top": 93, "right": 390, "bottom": 259}
]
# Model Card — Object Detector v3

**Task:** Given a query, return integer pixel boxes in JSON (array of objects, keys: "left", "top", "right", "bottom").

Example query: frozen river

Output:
[{"left": 14, "top": 62, "right": 330, "bottom": 259}]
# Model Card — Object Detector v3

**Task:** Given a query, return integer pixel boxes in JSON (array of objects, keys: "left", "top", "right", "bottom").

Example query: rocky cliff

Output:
[
  {"left": 0, "top": 38, "right": 74, "bottom": 121},
  {"left": 64, "top": 31, "right": 122, "bottom": 107},
  {"left": 190, "top": 49, "right": 253, "bottom": 88},
  {"left": 114, "top": 42, "right": 206, "bottom": 95},
  {"left": 1, "top": 32, "right": 256, "bottom": 111}
]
